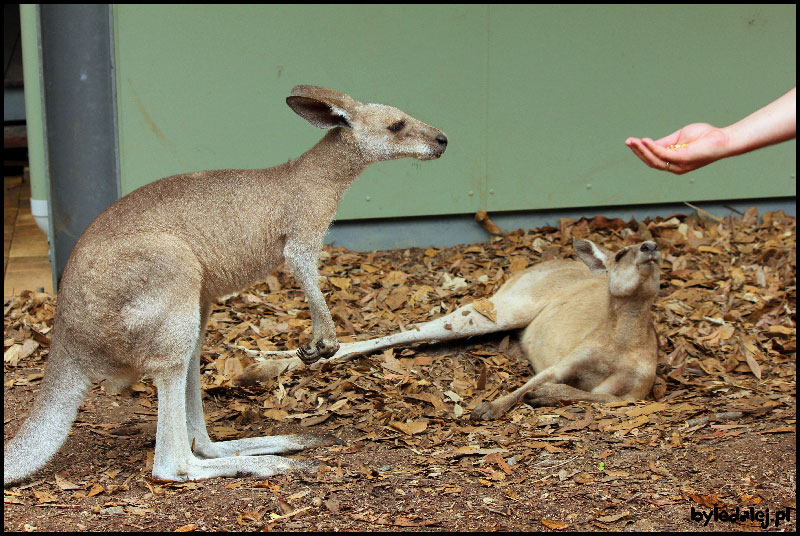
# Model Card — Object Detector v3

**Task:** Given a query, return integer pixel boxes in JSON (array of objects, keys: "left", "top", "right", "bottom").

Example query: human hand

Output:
[{"left": 625, "top": 123, "right": 732, "bottom": 175}]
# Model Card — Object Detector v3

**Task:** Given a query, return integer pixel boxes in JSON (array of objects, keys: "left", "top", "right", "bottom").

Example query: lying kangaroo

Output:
[
  {"left": 3, "top": 85, "right": 447, "bottom": 485},
  {"left": 236, "top": 239, "right": 660, "bottom": 419}
]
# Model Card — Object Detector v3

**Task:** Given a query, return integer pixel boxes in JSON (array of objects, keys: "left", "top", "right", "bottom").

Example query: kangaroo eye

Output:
[
  {"left": 615, "top": 249, "right": 628, "bottom": 262},
  {"left": 388, "top": 121, "right": 405, "bottom": 132}
]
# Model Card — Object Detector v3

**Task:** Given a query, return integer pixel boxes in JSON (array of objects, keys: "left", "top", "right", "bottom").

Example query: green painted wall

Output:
[
  {"left": 112, "top": 4, "right": 485, "bottom": 219},
  {"left": 485, "top": 5, "right": 796, "bottom": 212},
  {"left": 38, "top": 5, "right": 800, "bottom": 221},
  {"left": 19, "top": 4, "right": 46, "bottom": 202}
]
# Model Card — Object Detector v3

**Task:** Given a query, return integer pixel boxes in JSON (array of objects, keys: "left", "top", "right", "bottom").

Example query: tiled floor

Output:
[{"left": 4, "top": 173, "right": 53, "bottom": 298}]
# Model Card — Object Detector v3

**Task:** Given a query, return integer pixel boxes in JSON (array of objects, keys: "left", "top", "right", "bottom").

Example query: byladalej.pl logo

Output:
[{"left": 690, "top": 506, "right": 794, "bottom": 529}]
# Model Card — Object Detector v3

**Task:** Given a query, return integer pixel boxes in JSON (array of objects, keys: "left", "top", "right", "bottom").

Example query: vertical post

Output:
[{"left": 39, "top": 4, "right": 120, "bottom": 291}]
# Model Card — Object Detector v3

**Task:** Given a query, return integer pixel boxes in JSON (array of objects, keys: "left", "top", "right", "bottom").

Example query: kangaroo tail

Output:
[{"left": 4, "top": 346, "right": 91, "bottom": 486}]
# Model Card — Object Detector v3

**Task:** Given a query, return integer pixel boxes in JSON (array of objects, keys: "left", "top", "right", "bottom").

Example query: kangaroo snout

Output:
[
  {"left": 637, "top": 241, "right": 661, "bottom": 267},
  {"left": 425, "top": 131, "right": 448, "bottom": 159}
]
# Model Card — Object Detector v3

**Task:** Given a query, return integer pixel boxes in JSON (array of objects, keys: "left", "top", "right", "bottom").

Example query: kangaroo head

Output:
[
  {"left": 286, "top": 85, "right": 447, "bottom": 162},
  {"left": 573, "top": 238, "right": 661, "bottom": 298}
]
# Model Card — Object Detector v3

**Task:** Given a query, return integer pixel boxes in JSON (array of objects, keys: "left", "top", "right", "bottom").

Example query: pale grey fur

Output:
[
  {"left": 237, "top": 239, "right": 660, "bottom": 420},
  {"left": 4, "top": 85, "right": 447, "bottom": 485}
]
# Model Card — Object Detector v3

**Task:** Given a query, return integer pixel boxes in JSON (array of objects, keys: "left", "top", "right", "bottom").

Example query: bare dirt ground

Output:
[{"left": 4, "top": 210, "right": 796, "bottom": 532}]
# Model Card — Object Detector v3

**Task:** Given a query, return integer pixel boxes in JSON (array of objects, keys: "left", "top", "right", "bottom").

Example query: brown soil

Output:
[{"left": 4, "top": 211, "right": 796, "bottom": 531}]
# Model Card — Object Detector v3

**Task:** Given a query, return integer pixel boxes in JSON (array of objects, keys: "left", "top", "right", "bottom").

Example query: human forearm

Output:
[
  {"left": 626, "top": 87, "right": 796, "bottom": 174},
  {"left": 722, "top": 87, "right": 796, "bottom": 157}
]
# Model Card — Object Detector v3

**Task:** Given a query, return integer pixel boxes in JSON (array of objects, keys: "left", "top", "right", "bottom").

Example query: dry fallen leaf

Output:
[
  {"left": 54, "top": 473, "right": 80, "bottom": 491},
  {"left": 389, "top": 420, "right": 428, "bottom": 435},
  {"left": 33, "top": 490, "right": 58, "bottom": 504},
  {"left": 4, "top": 345, "right": 22, "bottom": 367},
  {"left": 87, "top": 483, "right": 105, "bottom": 497},
  {"left": 624, "top": 402, "right": 669, "bottom": 418},
  {"left": 597, "top": 511, "right": 630, "bottom": 523},
  {"left": 471, "top": 298, "right": 497, "bottom": 323},
  {"left": 604, "top": 415, "right": 649, "bottom": 432},
  {"left": 541, "top": 519, "right": 570, "bottom": 530}
]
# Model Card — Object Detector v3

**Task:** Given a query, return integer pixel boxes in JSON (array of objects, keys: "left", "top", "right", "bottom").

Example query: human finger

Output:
[
  {"left": 642, "top": 137, "right": 688, "bottom": 164},
  {"left": 639, "top": 138, "right": 686, "bottom": 173},
  {"left": 626, "top": 138, "right": 656, "bottom": 168},
  {"left": 652, "top": 129, "right": 683, "bottom": 147},
  {"left": 629, "top": 138, "right": 670, "bottom": 170}
]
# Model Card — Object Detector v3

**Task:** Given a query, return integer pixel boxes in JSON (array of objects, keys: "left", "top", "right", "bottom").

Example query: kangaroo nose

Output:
[
  {"left": 641, "top": 241, "right": 657, "bottom": 252},
  {"left": 435, "top": 134, "right": 448, "bottom": 146}
]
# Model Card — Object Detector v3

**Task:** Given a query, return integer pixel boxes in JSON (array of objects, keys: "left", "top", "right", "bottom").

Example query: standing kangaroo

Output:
[
  {"left": 237, "top": 239, "right": 661, "bottom": 419},
  {"left": 3, "top": 85, "right": 447, "bottom": 485}
]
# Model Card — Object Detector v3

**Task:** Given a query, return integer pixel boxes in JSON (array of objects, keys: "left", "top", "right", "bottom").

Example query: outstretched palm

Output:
[{"left": 626, "top": 123, "right": 730, "bottom": 175}]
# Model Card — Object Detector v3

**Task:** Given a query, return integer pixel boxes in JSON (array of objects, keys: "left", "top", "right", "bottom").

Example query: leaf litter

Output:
[{"left": 3, "top": 208, "right": 795, "bottom": 531}]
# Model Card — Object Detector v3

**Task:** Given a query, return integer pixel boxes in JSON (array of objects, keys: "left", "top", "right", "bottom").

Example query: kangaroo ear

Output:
[
  {"left": 573, "top": 238, "right": 610, "bottom": 274},
  {"left": 286, "top": 96, "right": 352, "bottom": 129},
  {"left": 290, "top": 85, "right": 356, "bottom": 104}
]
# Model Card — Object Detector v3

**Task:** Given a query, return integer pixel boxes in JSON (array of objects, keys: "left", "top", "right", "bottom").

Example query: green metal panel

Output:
[
  {"left": 19, "top": 4, "right": 47, "bottom": 203},
  {"left": 108, "top": 5, "right": 794, "bottom": 220},
  {"left": 112, "top": 4, "right": 485, "bottom": 219},
  {"left": 487, "top": 4, "right": 796, "bottom": 212}
]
